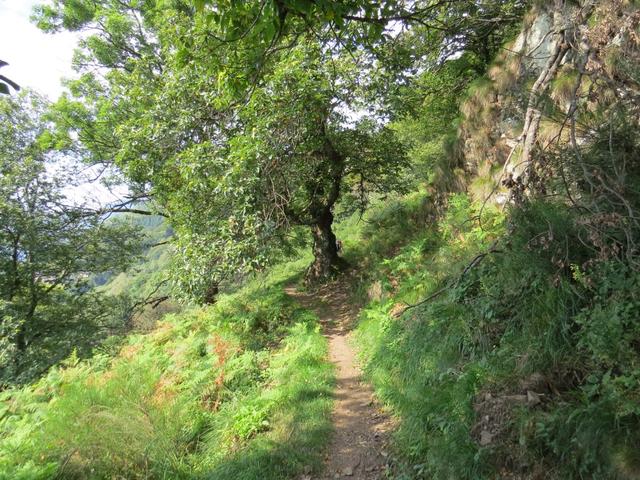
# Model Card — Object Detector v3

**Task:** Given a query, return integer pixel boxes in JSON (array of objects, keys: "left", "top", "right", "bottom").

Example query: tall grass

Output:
[{"left": 349, "top": 193, "right": 640, "bottom": 479}]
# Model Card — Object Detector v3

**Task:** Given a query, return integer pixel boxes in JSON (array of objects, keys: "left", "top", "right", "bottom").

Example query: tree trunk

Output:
[
  {"left": 7, "top": 235, "right": 20, "bottom": 301},
  {"left": 203, "top": 282, "right": 219, "bottom": 305},
  {"left": 15, "top": 257, "right": 38, "bottom": 356},
  {"left": 305, "top": 209, "right": 345, "bottom": 284},
  {"left": 15, "top": 326, "right": 26, "bottom": 352},
  {"left": 14, "top": 295, "right": 35, "bottom": 370},
  {"left": 505, "top": 0, "right": 571, "bottom": 190}
]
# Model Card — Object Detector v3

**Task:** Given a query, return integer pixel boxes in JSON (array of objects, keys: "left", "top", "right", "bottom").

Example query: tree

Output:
[
  {"left": 167, "top": 0, "right": 528, "bottom": 99},
  {"left": 114, "top": 42, "right": 408, "bottom": 288},
  {"left": 31, "top": 0, "right": 526, "bottom": 292},
  {"left": 202, "top": 45, "right": 408, "bottom": 282},
  {"left": 33, "top": 1, "right": 410, "bottom": 292},
  {"left": 0, "top": 92, "right": 142, "bottom": 383}
]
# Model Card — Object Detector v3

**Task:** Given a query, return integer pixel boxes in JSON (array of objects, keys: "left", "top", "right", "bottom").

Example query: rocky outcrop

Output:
[{"left": 456, "top": 0, "right": 639, "bottom": 204}]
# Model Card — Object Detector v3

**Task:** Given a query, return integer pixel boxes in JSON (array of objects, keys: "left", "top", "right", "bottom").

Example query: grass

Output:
[
  {"left": 0, "top": 257, "right": 333, "bottom": 480},
  {"left": 338, "top": 191, "right": 640, "bottom": 479},
  {"left": 339, "top": 193, "right": 503, "bottom": 479}
]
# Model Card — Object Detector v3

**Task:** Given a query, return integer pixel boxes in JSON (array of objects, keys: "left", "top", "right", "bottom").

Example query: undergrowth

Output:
[
  {"left": 0, "top": 258, "right": 333, "bottom": 480},
  {"left": 4, "top": 187, "right": 639, "bottom": 480},
  {"left": 349, "top": 192, "right": 640, "bottom": 479}
]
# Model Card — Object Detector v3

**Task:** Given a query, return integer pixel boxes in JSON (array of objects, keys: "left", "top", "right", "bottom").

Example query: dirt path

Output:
[{"left": 285, "top": 279, "right": 394, "bottom": 479}]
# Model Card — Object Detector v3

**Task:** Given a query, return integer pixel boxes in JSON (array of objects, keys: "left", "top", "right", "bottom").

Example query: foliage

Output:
[
  {"left": 7, "top": 2, "right": 639, "bottom": 479},
  {"left": 34, "top": 2, "right": 382, "bottom": 288},
  {"left": 388, "top": 54, "right": 484, "bottom": 196},
  {"left": 341, "top": 5, "right": 640, "bottom": 476},
  {"left": 0, "top": 92, "right": 143, "bottom": 385},
  {"left": 96, "top": 212, "right": 179, "bottom": 332},
  {"left": 348, "top": 181, "right": 640, "bottom": 478},
  {"left": 179, "top": 0, "right": 528, "bottom": 94},
  {"left": 31, "top": 0, "right": 529, "bottom": 293}
]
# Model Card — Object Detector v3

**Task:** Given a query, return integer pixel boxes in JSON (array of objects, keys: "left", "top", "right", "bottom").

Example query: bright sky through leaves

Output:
[
  {"left": 0, "top": 0, "right": 78, "bottom": 100},
  {"left": 0, "top": 1, "right": 128, "bottom": 205}
]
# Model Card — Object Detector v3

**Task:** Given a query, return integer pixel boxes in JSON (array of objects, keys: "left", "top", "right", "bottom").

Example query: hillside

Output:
[
  {"left": 1, "top": 0, "right": 640, "bottom": 479},
  {"left": 96, "top": 213, "right": 179, "bottom": 331}
]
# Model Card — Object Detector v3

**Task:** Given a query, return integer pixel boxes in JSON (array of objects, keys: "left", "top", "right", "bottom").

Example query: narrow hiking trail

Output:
[{"left": 285, "top": 280, "right": 394, "bottom": 480}]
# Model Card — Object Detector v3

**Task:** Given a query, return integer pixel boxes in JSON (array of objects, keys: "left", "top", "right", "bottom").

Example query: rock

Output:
[
  {"left": 343, "top": 466, "right": 354, "bottom": 476},
  {"left": 527, "top": 390, "right": 541, "bottom": 406},
  {"left": 512, "top": 9, "right": 555, "bottom": 71},
  {"left": 520, "top": 373, "right": 548, "bottom": 393},
  {"left": 367, "top": 281, "right": 383, "bottom": 301},
  {"left": 389, "top": 303, "right": 406, "bottom": 318},
  {"left": 504, "top": 394, "right": 528, "bottom": 404},
  {"left": 480, "top": 430, "right": 494, "bottom": 446}
]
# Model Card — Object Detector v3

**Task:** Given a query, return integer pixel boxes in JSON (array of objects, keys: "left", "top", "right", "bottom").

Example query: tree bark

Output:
[
  {"left": 7, "top": 235, "right": 20, "bottom": 301},
  {"left": 302, "top": 122, "right": 347, "bottom": 284},
  {"left": 15, "top": 326, "right": 26, "bottom": 352},
  {"left": 305, "top": 209, "right": 345, "bottom": 284},
  {"left": 16, "top": 255, "right": 38, "bottom": 355}
]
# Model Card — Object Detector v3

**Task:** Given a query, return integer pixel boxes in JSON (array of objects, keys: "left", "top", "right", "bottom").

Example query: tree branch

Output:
[{"left": 395, "top": 241, "right": 502, "bottom": 318}]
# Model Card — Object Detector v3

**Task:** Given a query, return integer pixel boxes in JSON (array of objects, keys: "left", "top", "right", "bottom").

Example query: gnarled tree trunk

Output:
[
  {"left": 305, "top": 209, "right": 345, "bottom": 284},
  {"left": 203, "top": 282, "right": 219, "bottom": 305},
  {"left": 303, "top": 124, "right": 348, "bottom": 284}
]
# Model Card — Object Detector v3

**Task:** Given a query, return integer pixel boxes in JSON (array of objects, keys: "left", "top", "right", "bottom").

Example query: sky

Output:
[
  {"left": 1, "top": 0, "right": 129, "bottom": 205},
  {"left": 0, "top": 0, "right": 78, "bottom": 101}
]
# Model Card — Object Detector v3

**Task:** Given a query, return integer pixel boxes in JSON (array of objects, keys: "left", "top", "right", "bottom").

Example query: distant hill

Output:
[{"left": 97, "top": 211, "right": 179, "bottom": 331}]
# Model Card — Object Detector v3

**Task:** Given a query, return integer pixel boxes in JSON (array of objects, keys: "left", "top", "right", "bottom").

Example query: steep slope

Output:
[
  {"left": 0, "top": 260, "right": 334, "bottom": 479},
  {"left": 342, "top": 1, "right": 640, "bottom": 478},
  {"left": 455, "top": 0, "right": 640, "bottom": 204},
  {"left": 2, "top": 2, "right": 639, "bottom": 480}
]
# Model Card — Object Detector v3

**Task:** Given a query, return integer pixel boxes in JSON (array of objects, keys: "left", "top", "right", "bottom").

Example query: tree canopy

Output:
[
  {"left": 28, "top": 0, "right": 529, "bottom": 297},
  {"left": 33, "top": 0, "right": 425, "bottom": 292}
]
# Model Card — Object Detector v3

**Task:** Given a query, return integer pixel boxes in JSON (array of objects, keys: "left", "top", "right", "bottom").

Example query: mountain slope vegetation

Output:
[
  {"left": 1, "top": 259, "right": 333, "bottom": 479},
  {"left": 1, "top": 0, "right": 640, "bottom": 479}
]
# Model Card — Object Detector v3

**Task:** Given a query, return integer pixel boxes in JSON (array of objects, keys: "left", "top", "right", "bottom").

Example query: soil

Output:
[{"left": 285, "top": 278, "right": 394, "bottom": 480}]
